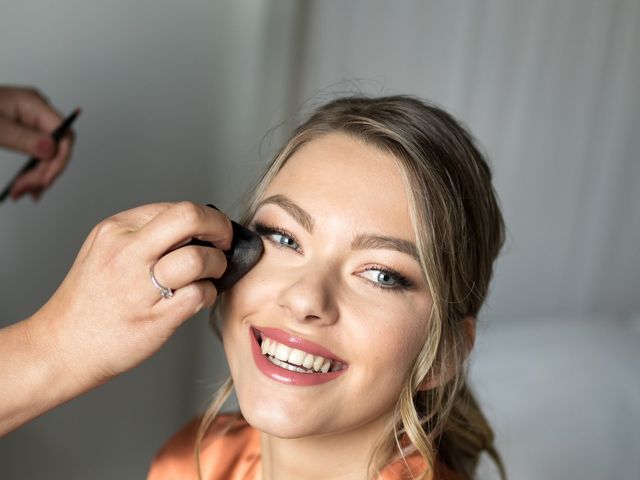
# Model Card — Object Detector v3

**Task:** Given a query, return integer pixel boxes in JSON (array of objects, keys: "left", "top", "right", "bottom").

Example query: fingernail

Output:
[{"left": 37, "top": 138, "right": 55, "bottom": 158}]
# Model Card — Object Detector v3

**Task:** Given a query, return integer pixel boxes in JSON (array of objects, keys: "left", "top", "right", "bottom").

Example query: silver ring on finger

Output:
[{"left": 150, "top": 262, "right": 174, "bottom": 299}]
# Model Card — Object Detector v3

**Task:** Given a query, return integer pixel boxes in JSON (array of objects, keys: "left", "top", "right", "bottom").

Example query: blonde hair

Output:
[{"left": 196, "top": 95, "right": 507, "bottom": 480}]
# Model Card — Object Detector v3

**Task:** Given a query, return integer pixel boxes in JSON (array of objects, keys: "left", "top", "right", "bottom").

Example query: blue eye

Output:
[
  {"left": 375, "top": 271, "right": 398, "bottom": 286},
  {"left": 253, "top": 222, "right": 301, "bottom": 252},
  {"left": 272, "top": 232, "right": 299, "bottom": 249},
  {"left": 360, "top": 267, "right": 412, "bottom": 292}
]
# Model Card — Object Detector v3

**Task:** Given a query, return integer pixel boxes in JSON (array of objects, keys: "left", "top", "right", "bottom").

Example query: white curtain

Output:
[
  {"left": 285, "top": 0, "right": 640, "bottom": 321},
  {"left": 275, "top": 2, "right": 640, "bottom": 479}
]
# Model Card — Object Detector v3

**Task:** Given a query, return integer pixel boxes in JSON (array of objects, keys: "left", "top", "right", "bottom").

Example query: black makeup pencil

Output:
[{"left": 0, "top": 107, "right": 81, "bottom": 203}]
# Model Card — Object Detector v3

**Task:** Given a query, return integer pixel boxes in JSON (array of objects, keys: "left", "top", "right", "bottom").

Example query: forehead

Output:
[{"left": 262, "top": 133, "right": 415, "bottom": 240}]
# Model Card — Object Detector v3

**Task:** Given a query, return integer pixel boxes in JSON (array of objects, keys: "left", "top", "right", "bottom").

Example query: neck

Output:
[{"left": 259, "top": 415, "right": 392, "bottom": 480}]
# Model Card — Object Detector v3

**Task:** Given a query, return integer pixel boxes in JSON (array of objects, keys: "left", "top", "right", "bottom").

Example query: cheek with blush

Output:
[
  {"left": 221, "top": 261, "right": 272, "bottom": 320},
  {"left": 222, "top": 243, "right": 306, "bottom": 323}
]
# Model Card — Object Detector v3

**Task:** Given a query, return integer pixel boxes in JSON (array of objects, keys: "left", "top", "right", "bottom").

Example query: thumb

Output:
[{"left": 0, "top": 116, "right": 56, "bottom": 159}]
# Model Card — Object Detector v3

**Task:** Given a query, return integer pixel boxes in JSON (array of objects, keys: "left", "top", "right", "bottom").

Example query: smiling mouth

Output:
[{"left": 252, "top": 328, "right": 346, "bottom": 374}]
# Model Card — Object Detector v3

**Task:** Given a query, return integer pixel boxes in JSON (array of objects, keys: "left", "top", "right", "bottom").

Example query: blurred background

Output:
[{"left": 1, "top": 1, "right": 639, "bottom": 478}]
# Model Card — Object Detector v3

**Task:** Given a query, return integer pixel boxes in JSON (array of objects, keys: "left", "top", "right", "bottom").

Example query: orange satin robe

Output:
[{"left": 147, "top": 414, "right": 460, "bottom": 480}]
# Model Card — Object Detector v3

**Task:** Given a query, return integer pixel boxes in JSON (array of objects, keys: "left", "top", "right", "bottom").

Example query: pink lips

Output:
[
  {"left": 254, "top": 326, "right": 347, "bottom": 364},
  {"left": 249, "top": 326, "right": 348, "bottom": 386}
]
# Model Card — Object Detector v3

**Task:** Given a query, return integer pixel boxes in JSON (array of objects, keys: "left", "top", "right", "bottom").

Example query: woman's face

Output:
[{"left": 220, "top": 132, "right": 432, "bottom": 440}]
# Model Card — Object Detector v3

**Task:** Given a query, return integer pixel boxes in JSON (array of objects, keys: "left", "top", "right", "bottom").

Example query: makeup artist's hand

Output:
[
  {"left": 0, "top": 85, "right": 75, "bottom": 200},
  {"left": 43, "top": 201, "right": 232, "bottom": 379},
  {"left": 0, "top": 202, "right": 231, "bottom": 436}
]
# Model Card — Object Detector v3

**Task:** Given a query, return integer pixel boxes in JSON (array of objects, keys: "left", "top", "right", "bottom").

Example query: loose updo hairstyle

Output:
[{"left": 196, "top": 95, "right": 507, "bottom": 480}]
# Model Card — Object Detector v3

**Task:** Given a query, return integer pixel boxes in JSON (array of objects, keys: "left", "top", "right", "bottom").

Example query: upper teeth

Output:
[{"left": 260, "top": 335, "right": 343, "bottom": 373}]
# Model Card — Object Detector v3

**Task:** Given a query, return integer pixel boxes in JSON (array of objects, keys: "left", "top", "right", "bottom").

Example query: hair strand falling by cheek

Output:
[
  {"left": 196, "top": 95, "right": 508, "bottom": 480},
  {"left": 194, "top": 376, "right": 234, "bottom": 480}
]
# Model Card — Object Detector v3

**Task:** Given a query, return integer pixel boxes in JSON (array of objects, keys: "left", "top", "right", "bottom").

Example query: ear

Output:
[{"left": 417, "top": 315, "right": 476, "bottom": 391}]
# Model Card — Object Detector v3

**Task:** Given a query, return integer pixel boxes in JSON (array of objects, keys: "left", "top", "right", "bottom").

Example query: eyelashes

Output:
[
  {"left": 253, "top": 222, "right": 303, "bottom": 253},
  {"left": 252, "top": 221, "right": 414, "bottom": 293},
  {"left": 361, "top": 266, "right": 413, "bottom": 291}
]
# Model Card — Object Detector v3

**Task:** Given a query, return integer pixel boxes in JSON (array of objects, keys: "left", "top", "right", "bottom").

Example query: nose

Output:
[{"left": 276, "top": 263, "right": 339, "bottom": 326}]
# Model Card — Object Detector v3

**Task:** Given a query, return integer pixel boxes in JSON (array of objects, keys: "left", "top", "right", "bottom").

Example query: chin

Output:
[{"left": 237, "top": 393, "right": 323, "bottom": 439}]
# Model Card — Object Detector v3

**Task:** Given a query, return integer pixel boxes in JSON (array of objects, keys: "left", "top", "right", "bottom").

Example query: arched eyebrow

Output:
[
  {"left": 257, "top": 194, "right": 315, "bottom": 233},
  {"left": 256, "top": 194, "right": 419, "bottom": 261},
  {"left": 351, "top": 234, "right": 419, "bottom": 261}
]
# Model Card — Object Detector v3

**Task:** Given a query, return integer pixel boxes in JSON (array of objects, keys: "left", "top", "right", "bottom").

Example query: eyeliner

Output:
[{"left": 0, "top": 107, "right": 81, "bottom": 203}]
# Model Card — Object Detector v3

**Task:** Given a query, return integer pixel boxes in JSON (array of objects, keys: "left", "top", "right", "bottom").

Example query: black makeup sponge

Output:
[{"left": 187, "top": 204, "right": 264, "bottom": 292}]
